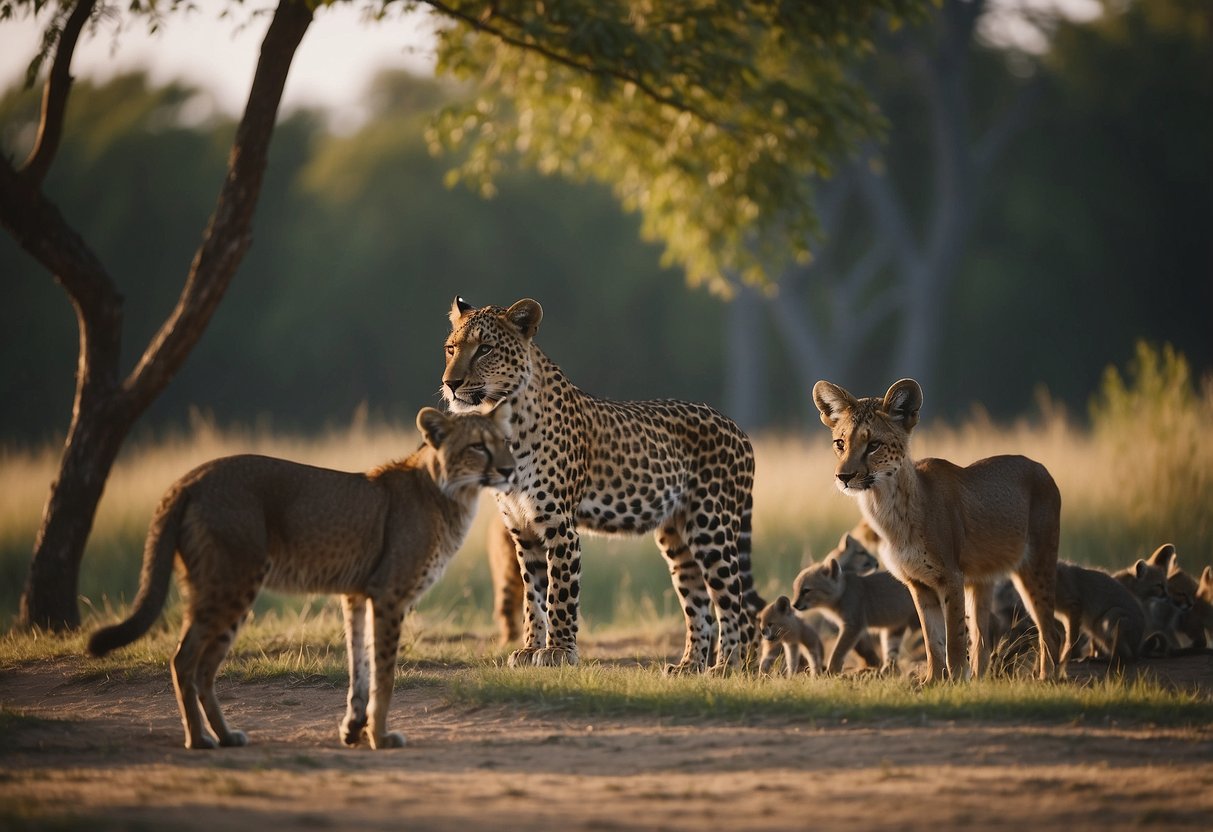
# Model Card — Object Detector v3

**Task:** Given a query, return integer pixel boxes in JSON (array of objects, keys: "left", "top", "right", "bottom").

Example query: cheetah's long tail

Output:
[{"left": 87, "top": 487, "right": 188, "bottom": 657}]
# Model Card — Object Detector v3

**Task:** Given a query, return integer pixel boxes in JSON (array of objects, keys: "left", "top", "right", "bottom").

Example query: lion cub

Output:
[
  {"left": 1114, "top": 543, "right": 1183, "bottom": 652},
  {"left": 757, "top": 595, "right": 825, "bottom": 677},
  {"left": 813, "top": 379, "right": 1062, "bottom": 681},
  {"left": 792, "top": 558, "right": 918, "bottom": 675},
  {"left": 1054, "top": 561, "right": 1147, "bottom": 667},
  {"left": 88, "top": 407, "right": 515, "bottom": 750}
]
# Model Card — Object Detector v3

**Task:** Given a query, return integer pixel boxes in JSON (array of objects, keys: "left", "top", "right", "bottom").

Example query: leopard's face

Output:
[
  {"left": 442, "top": 298, "right": 541, "bottom": 413},
  {"left": 812, "top": 379, "right": 922, "bottom": 496},
  {"left": 791, "top": 561, "right": 844, "bottom": 612}
]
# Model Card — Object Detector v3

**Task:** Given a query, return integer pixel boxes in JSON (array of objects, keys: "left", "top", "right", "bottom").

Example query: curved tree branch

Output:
[
  {"left": 420, "top": 0, "right": 725, "bottom": 129},
  {"left": 124, "top": 0, "right": 314, "bottom": 406},
  {"left": 21, "top": 0, "right": 97, "bottom": 186}
]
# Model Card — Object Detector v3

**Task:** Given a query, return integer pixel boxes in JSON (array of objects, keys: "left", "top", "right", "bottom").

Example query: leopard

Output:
[
  {"left": 88, "top": 407, "right": 515, "bottom": 750},
  {"left": 442, "top": 296, "right": 763, "bottom": 673}
]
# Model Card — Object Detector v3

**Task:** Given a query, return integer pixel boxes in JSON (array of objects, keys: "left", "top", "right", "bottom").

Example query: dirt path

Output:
[{"left": 3, "top": 652, "right": 1213, "bottom": 831}]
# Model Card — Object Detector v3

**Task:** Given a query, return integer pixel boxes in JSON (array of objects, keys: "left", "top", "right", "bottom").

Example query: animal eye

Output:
[
  {"left": 474, "top": 343, "right": 494, "bottom": 358},
  {"left": 444, "top": 344, "right": 455, "bottom": 357},
  {"left": 832, "top": 439, "right": 844, "bottom": 453},
  {"left": 867, "top": 440, "right": 882, "bottom": 454},
  {"left": 471, "top": 442, "right": 489, "bottom": 456}
]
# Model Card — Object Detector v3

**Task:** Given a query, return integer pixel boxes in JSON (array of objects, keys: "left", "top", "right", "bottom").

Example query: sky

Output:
[{"left": 0, "top": 2, "right": 439, "bottom": 126}]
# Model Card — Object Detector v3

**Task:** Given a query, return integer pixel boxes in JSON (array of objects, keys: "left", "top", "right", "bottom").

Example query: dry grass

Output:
[{"left": 2, "top": 343, "right": 1210, "bottom": 634}]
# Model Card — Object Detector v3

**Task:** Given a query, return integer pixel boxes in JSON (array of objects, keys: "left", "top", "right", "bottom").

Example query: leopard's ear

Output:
[
  {"left": 882, "top": 378, "right": 923, "bottom": 432},
  {"left": 505, "top": 298, "right": 543, "bottom": 339},
  {"left": 416, "top": 407, "right": 451, "bottom": 448},
  {"left": 813, "top": 381, "right": 858, "bottom": 429},
  {"left": 449, "top": 295, "right": 475, "bottom": 327}
]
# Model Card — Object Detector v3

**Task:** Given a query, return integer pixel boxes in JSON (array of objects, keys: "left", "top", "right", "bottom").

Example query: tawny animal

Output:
[
  {"left": 443, "top": 297, "right": 762, "bottom": 673},
  {"left": 825, "top": 530, "right": 880, "bottom": 577},
  {"left": 88, "top": 407, "right": 515, "bottom": 750},
  {"left": 757, "top": 595, "right": 825, "bottom": 677},
  {"left": 792, "top": 557, "right": 919, "bottom": 674},
  {"left": 1114, "top": 543, "right": 1183, "bottom": 653},
  {"left": 1053, "top": 561, "right": 1148, "bottom": 668},
  {"left": 812, "top": 379, "right": 1062, "bottom": 680},
  {"left": 486, "top": 513, "right": 524, "bottom": 645}
]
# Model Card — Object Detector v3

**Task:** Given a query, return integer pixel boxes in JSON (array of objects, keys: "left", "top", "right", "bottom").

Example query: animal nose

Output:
[
  {"left": 836, "top": 471, "right": 856, "bottom": 486},
  {"left": 497, "top": 465, "right": 515, "bottom": 481},
  {"left": 444, "top": 378, "right": 462, "bottom": 394}
]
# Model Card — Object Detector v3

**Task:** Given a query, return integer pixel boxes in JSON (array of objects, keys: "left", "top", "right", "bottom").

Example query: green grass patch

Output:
[{"left": 447, "top": 662, "right": 1213, "bottom": 726}]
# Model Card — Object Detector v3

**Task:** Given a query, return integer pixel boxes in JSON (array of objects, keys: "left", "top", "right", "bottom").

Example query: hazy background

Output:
[{"left": 1, "top": 0, "right": 1209, "bottom": 445}]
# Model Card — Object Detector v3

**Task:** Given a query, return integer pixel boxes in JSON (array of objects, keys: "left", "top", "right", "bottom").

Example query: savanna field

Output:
[{"left": 2, "top": 345, "right": 1213, "bottom": 831}]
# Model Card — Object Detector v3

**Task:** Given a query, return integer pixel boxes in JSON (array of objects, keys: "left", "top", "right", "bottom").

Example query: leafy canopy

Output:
[
  {"left": 423, "top": 0, "right": 924, "bottom": 291},
  {"left": 7, "top": 0, "right": 924, "bottom": 291}
]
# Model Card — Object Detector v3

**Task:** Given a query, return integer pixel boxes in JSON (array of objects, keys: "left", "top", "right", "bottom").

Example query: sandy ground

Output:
[{"left": 2, "top": 646, "right": 1213, "bottom": 832}]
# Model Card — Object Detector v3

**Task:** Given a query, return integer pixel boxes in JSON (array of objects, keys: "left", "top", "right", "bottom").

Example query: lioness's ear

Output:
[
  {"left": 813, "top": 381, "right": 857, "bottom": 429},
  {"left": 775, "top": 595, "right": 790, "bottom": 612},
  {"left": 1133, "top": 559, "right": 1149, "bottom": 579},
  {"left": 417, "top": 407, "right": 451, "bottom": 448},
  {"left": 883, "top": 378, "right": 923, "bottom": 432},
  {"left": 1147, "top": 543, "right": 1176, "bottom": 571},
  {"left": 1200, "top": 566, "right": 1213, "bottom": 589},
  {"left": 505, "top": 298, "right": 543, "bottom": 339},
  {"left": 449, "top": 295, "right": 475, "bottom": 327},
  {"left": 827, "top": 558, "right": 842, "bottom": 580}
]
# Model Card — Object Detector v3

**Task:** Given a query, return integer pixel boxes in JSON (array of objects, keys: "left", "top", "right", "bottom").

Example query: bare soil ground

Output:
[{"left": 2, "top": 643, "right": 1213, "bottom": 832}]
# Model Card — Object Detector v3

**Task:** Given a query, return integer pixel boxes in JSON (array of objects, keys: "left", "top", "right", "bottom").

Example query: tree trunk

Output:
[{"left": 3, "top": 0, "right": 314, "bottom": 631}]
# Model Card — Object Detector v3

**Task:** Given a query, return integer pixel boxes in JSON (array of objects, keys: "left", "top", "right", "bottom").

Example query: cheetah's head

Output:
[
  {"left": 442, "top": 296, "right": 542, "bottom": 413},
  {"left": 812, "top": 378, "right": 922, "bottom": 496}
]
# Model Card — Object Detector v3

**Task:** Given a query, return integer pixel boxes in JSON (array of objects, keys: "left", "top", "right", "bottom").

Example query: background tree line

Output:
[{"left": 2, "top": 0, "right": 1209, "bottom": 447}]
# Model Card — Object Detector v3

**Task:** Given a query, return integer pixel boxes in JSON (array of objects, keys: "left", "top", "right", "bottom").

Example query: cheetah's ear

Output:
[
  {"left": 505, "top": 298, "right": 543, "bottom": 339},
  {"left": 827, "top": 558, "right": 842, "bottom": 580},
  {"left": 775, "top": 595, "right": 791, "bottom": 612},
  {"left": 812, "top": 381, "right": 858, "bottom": 429},
  {"left": 1200, "top": 566, "right": 1213, "bottom": 590},
  {"left": 882, "top": 378, "right": 923, "bottom": 432},
  {"left": 1133, "top": 559, "right": 1150, "bottom": 579},
  {"left": 449, "top": 295, "right": 475, "bottom": 327},
  {"left": 1147, "top": 543, "right": 1176, "bottom": 572},
  {"left": 417, "top": 407, "right": 451, "bottom": 448}
]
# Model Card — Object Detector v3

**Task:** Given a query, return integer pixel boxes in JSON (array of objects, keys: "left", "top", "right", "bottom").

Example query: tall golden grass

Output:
[{"left": 2, "top": 343, "right": 1210, "bottom": 633}]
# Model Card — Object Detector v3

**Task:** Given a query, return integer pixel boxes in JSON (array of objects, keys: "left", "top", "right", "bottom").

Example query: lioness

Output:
[
  {"left": 813, "top": 379, "right": 1062, "bottom": 681},
  {"left": 88, "top": 407, "right": 515, "bottom": 750}
]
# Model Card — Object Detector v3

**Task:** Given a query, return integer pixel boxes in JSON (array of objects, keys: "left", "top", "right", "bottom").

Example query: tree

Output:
[
  {"left": 758, "top": 0, "right": 1043, "bottom": 413},
  {"left": 1, "top": 0, "right": 314, "bottom": 630},
  {"left": 2, "top": 0, "right": 922, "bottom": 631}
]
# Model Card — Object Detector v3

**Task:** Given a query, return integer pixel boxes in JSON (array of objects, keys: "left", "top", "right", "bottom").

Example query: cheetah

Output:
[{"left": 442, "top": 297, "right": 762, "bottom": 672}]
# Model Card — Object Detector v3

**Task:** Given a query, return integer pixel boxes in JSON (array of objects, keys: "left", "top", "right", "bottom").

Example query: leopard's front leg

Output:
[
  {"left": 532, "top": 515, "right": 581, "bottom": 667},
  {"left": 508, "top": 530, "right": 550, "bottom": 668}
]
